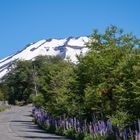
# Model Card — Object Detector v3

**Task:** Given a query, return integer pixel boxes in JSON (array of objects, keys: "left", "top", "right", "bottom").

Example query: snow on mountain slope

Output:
[{"left": 0, "top": 36, "right": 89, "bottom": 79}]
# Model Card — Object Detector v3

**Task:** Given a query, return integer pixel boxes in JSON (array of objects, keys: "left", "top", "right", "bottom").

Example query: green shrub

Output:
[{"left": 0, "top": 106, "right": 11, "bottom": 112}]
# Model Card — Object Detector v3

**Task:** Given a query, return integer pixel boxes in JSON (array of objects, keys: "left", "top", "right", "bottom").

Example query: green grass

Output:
[{"left": 0, "top": 106, "right": 11, "bottom": 112}]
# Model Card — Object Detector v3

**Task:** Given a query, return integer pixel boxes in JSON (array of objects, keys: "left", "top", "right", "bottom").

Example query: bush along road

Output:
[{"left": 32, "top": 106, "right": 140, "bottom": 140}]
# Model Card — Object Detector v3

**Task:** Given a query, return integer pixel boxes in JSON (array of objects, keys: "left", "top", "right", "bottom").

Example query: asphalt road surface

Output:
[{"left": 0, "top": 106, "right": 69, "bottom": 140}]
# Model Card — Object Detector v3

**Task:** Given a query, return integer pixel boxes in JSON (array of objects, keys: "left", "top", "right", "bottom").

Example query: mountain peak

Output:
[{"left": 0, "top": 36, "right": 89, "bottom": 79}]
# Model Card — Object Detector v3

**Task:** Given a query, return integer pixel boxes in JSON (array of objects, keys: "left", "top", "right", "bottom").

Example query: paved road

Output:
[{"left": 0, "top": 106, "right": 69, "bottom": 140}]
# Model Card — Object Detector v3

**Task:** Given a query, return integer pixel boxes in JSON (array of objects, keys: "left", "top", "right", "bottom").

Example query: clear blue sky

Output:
[{"left": 0, "top": 0, "right": 140, "bottom": 59}]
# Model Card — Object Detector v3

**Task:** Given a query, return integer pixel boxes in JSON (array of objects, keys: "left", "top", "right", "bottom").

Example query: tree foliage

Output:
[
  {"left": 1, "top": 25, "right": 140, "bottom": 124},
  {"left": 77, "top": 25, "right": 140, "bottom": 120},
  {"left": 2, "top": 60, "right": 33, "bottom": 104}
]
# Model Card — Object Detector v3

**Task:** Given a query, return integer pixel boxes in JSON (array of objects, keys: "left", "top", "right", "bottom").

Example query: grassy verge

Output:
[{"left": 0, "top": 106, "right": 11, "bottom": 112}]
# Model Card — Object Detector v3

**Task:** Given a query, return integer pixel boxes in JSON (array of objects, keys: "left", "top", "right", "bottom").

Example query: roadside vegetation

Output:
[
  {"left": 0, "top": 25, "right": 140, "bottom": 139},
  {"left": 0, "top": 106, "right": 11, "bottom": 112},
  {"left": 0, "top": 86, "right": 11, "bottom": 112}
]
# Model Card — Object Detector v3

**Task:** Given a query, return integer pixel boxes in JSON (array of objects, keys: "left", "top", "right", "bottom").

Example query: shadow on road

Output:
[
  {"left": 11, "top": 120, "right": 31, "bottom": 123},
  {"left": 21, "top": 136, "right": 66, "bottom": 139},
  {"left": 19, "top": 130, "right": 48, "bottom": 134},
  {"left": 9, "top": 107, "right": 69, "bottom": 140}
]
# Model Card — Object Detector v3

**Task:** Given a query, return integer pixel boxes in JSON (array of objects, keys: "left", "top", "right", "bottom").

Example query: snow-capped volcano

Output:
[{"left": 0, "top": 36, "right": 89, "bottom": 79}]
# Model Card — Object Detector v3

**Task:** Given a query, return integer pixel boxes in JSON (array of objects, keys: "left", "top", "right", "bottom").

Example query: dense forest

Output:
[{"left": 0, "top": 26, "right": 140, "bottom": 139}]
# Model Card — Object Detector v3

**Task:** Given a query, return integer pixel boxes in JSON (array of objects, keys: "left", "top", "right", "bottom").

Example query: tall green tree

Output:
[
  {"left": 76, "top": 25, "right": 140, "bottom": 121},
  {"left": 32, "top": 56, "right": 77, "bottom": 117},
  {"left": 2, "top": 60, "right": 33, "bottom": 104}
]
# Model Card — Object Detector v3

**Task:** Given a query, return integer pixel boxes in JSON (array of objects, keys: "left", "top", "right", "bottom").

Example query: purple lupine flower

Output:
[
  {"left": 46, "top": 119, "right": 50, "bottom": 125},
  {"left": 94, "top": 123, "right": 99, "bottom": 134},
  {"left": 69, "top": 118, "right": 74, "bottom": 127},
  {"left": 75, "top": 119, "right": 80, "bottom": 132},
  {"left": 32, "top": 107, "right": 140, "bottom": 140},
  {"left": 98, "top": 121, "right": 103, "bottom": 135},
  {"left": 116, "top": 128, "right": 120, "bottom": 140},
  {"left": 98, "top": 120, "right": 107, "bottom": 136},
  {"left": 61, "top": 120, "right": 65, "bottom": 129},
  {"left": 123, "top": 128, "right": 127, "bottom": 140},
  {"left": 68, "top": 119, "right": 72, "bottom": 129},
  {"left": 93, "top": 123, "right": 100, "bottom": 137},
  {"left": 32, "top": 106, "right": 36, "bottom": 114},
  {"left": 101, "top": 121, "right": 107, "bottom": 135},
  {"left": 126, "top": 127, "right": 132, "bottom": 137},
  {"left": 89, "top": 123, "right": 93, "bottom": 134},
  {"left": 107, "top": 119, "right": 113, "bottom": 133},
  {"left": 134, "top": 130, "right": 138, "bottom": 140},
  {"left": 73, "top": 117, "right": 77, "bottom": 130},
  {"left": 65, "top": 120, "right": 69, "bottom": 129},
  {"left": 54, "top": 119, "right": 58, "bottom": 128},
  {"left": 77, "top": 126, "right": 81, "bottom": 132},
  {"left": 90, "top": 123, "right": 94, "bottom": 134}
]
